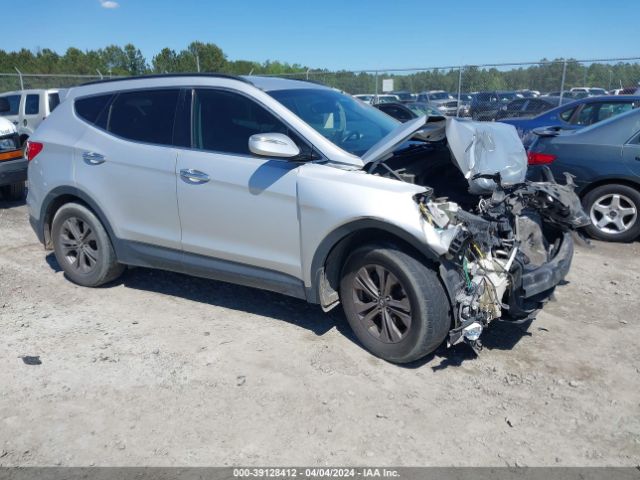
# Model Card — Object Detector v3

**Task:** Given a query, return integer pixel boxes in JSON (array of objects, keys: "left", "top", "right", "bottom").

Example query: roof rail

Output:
[{"left": 82, "top": 72, "right": 252, "bottom": 87}]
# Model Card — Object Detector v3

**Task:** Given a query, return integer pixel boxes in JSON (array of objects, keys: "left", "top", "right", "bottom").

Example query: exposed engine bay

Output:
[{"left": 369, "top": 117, "right": 590, "bottom": 352}]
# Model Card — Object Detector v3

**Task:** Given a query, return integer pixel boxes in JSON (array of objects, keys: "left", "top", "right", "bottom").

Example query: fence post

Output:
[
  {"left": 14, "top": 67, "right": 24, "bottom": 90},
  {"left": 456, "top": 66, "right": 463, "bottom": 117},
  {"left": 374, "top": 70, "right": 378, "bottom": 96},
  {"left": 96, "top": 69, "right": 104, "bottom": 80},
  {"left": 306, "top": 68, "right": 310, "bottom": 80},
  {"left": 559, "top": 60, "right": 567, "bottom": 103}
]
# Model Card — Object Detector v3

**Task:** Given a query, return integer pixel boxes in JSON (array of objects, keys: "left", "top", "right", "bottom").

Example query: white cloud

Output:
[{"left": 100, "top": 0, "right": 119, "bottom": 8}]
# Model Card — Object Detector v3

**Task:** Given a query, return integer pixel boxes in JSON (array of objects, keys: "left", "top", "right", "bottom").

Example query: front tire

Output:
[
  {"left": 339, "top": 244, "right": 451, "bottom": 364},
  {"left": 51, "top": 203, "right": 125, "bottom": 286},
  {"left": 582, "top": 184, "right": 640, "bottom": 242}
]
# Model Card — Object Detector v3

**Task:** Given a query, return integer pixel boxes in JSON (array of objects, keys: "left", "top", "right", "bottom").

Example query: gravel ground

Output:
[{"left": 1, "top": 198, "right": 639, "bottom": 467}]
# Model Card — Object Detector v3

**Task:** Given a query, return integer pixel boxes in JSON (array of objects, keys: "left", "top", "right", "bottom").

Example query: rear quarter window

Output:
[
  {"left": 559, "top": 107, "right": 576, "bottom": 122},
  {"left": 75, "top": 94, "right": 114, "bottom": 130}
]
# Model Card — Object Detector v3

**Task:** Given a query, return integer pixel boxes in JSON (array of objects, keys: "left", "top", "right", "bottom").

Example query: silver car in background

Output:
[{"left": 26, "top": 74, "right": 587, "bottom": 363}]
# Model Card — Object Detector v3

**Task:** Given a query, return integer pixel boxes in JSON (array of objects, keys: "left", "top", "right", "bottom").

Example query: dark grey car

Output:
[{"left": 527, "top": 108, "right": 640, "bottom": 242}]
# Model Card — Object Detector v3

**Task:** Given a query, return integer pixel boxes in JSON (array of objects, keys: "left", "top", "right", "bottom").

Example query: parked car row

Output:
[{"left": 353, "top": 84, "right": 640, "bottom": 121}]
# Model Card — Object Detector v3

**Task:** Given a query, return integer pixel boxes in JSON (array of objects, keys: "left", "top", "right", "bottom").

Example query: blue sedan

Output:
[
  {"left": 500, "top": 95, "right": 640, "bottom": 147},
  {"left": 527, "top": 108, "right": 640, "bottom": 242}
]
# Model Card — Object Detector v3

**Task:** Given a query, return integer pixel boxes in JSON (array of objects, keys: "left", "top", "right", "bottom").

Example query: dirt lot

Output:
[{"left": 0, "top": 198, "right": 639, "bottom": 467}]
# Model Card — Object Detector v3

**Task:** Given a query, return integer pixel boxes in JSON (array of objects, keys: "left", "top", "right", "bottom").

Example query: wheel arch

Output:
[
  {"left": 307, "top": 219, "right": 442, "bottom": 307},
  {"left": 40, "top": 186, "right": 117, "bottom": 250},
  {"left": 578, "top": 177, "right": 640, "bottom": 199}
]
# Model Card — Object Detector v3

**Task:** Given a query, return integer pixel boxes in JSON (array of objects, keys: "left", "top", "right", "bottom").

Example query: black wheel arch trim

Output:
[
  {"left": 35, "top": 186, "right": 118, "bottom": 250},
  {"left": 577, "top": 176, "right": 640, "bottom": 198},
  {"left": 306, "top": 218, "right": 443, "bottom": 304}
]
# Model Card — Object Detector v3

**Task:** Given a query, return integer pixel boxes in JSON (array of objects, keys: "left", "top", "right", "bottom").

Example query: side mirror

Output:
[
  {"left": 0, "top": 97, "right": 9, "bottom": 114},
  {"left": 249, "top": 133, "right": 300, "bottom": 159}
]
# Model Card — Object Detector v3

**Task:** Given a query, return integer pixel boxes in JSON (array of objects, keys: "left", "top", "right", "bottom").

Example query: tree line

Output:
[
  {"left": 0, "top": 42, "right": 308, "bottom": 78},
  {"left": 1, "top": 42, "right": 639, "bottom": 94}
]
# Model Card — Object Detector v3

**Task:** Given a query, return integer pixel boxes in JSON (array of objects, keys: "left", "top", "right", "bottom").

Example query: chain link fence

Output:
[
  {"left": 273, "top": 57, "right": 640, "bottom": 120},
  {"left": 1, "top": 57, "right": 639, "bottom": 121},
  {"left": 0, "top": 72, "right": 122, "bottom": 92}
]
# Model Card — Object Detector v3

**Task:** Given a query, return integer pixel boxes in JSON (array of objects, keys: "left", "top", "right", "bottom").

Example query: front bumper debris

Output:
[{"left": 520, "top": 231, "right": 573, "bottom": 298}]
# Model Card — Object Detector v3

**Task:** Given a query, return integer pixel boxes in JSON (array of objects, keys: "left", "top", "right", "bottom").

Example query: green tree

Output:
[
  {"left": 152, "top": 48, "right": 179, "bottom": 73},
  {"left": 123, "top": 44, "right": 147, "bottom": 75}
]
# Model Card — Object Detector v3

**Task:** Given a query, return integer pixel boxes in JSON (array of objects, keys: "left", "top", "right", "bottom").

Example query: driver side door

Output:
[{"left": 175, "top": 88, "right": 307, "bottom": 287}]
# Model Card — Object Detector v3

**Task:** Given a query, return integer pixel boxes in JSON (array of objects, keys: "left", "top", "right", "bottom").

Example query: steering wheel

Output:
[{"left": 341, "top": 130, "right": 363, "bottom": 143}]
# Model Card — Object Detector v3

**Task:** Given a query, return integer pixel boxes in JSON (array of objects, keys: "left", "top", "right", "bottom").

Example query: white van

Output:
[{"left": 0, "top": 89, "right": 61, "bottom": 146}]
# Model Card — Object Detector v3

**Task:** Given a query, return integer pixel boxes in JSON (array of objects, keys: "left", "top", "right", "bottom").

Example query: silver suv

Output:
[{"left": 26, "top": 74, "right": 588, "bottom": 363}]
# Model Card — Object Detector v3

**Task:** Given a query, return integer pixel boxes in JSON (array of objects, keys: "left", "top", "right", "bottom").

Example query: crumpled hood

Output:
[
  {"left": 361, "top": 116, "right": 527, "bottom": 194},
  {"left": 446, "top": 118, "right": 528, "bottom": 194}
]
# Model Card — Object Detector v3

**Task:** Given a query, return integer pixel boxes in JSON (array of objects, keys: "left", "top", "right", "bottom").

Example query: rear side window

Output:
[
  {"left": 48, "top": 93, "right": 60, "bottom": 113},
  {"left": 75, "top": 94, "right": 114, "bottom": 129},
  {"left": 25, "top": 94, "right": 39, "bottom": 115},
  {"left": 0, "top": 95, "right": 20, "bottom": 116},
  {"left": 108, "top": 89, "right": 180, "bottom": 146}
]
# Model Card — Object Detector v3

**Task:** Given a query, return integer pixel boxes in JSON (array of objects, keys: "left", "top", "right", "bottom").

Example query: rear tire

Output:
[
  {"left": 51, "top": 202, "right": 125, "bottom": 286},
  {"left": 582, "top": 184, "right": 640, "bottom": 242},
  {"left": 339, "top": 244, "right": 450, "bottom": 364},
  {"left": 1, "top": 182, "right": 26, "bottom": 201}
]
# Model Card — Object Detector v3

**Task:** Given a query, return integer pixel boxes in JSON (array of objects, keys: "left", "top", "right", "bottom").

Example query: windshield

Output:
[
  {"left": 269, "top": 88, "right": 400, "bottom": 157},
  {"left": 498, "top": 92, "right": 518, "bottom": 101},
  {"left": 428, "top": 92, "right": 451, "bottom": 100}
]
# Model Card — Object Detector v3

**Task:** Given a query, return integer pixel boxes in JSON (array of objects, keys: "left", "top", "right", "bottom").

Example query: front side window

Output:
[
  {"left": 269, "top": 88, "right": 399, "bottom": 157},
  {"left": 25, "top": 94, "right": 39, "bottom": 115},
  {"left": 0, "top": 95, "right": 20, "bottom": 116},
  {"left": 107, "top": 89, "right": 180, "bottom": 145},
  {"left": 192, "top": 89, "right": 295, "bottom": 155}
]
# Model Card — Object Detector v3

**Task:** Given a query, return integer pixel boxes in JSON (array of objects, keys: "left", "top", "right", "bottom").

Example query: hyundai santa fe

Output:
[{"left": 26, "top": 74, "right": 588, "bottom": 363}]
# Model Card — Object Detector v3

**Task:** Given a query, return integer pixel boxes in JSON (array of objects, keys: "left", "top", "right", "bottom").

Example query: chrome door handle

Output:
[
  {"left": 180, "top": 168, "right": 210, "bottom": 184},
  {"left": 82, "top": 151, "right": 106, "bottom": 165}
]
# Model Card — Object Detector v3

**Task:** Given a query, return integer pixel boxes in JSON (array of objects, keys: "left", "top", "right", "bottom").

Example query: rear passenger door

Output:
[
  {"left": 74, "top": 88, "right": 183, "bottom": 250},
  {"left": 622, "top": 131, "right": 640, "bottom": 177},
  {"left": 175, "top": 88, "right": 304, "bottom": 280},
  {"left": 22, "top": 93, "right": 41, "bottom": 135}
]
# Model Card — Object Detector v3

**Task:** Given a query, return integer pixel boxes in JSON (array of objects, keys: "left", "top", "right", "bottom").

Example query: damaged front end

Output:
[{"left": 366, "top": 116, "right": 589, "bottom": 352}]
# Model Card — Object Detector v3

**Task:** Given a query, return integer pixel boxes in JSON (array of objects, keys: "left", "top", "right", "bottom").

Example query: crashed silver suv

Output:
[{"left": 26, "top": 74, "right": 588, "bottom": 363}]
